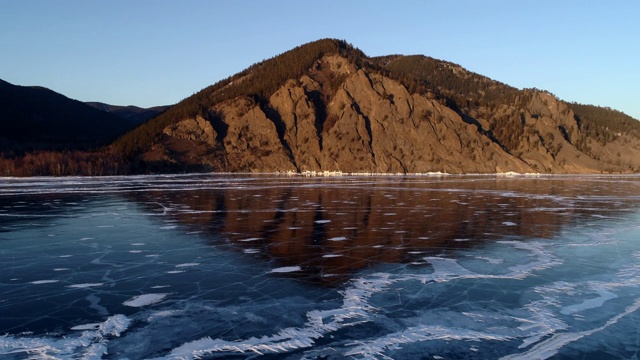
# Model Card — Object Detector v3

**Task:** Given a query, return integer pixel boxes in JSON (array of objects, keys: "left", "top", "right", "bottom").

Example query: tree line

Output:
[
  {"left": 569, "top": 103, "right": 640, "bottom": 144},
  {"left": 0, "top": 150, "right": 130, "bottom": 176}
]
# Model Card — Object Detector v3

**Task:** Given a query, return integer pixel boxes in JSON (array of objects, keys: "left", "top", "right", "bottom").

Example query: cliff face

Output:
[{"left": 140, "top": 49, "right": 640, "bottom": 174}]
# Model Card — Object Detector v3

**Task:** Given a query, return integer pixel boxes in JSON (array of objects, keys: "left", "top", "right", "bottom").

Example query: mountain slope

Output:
[
  {"left": 0, "top": 79, "right": 134, "bottom": 154},
  {"left": 85, "top": 102, "right": 170, "bottom": 126},
  {"left": 110, "top": 39, "right": 640, "bottom": 174}
]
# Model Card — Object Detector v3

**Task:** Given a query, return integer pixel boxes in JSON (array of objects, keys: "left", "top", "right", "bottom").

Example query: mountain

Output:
[
  {"left": 85, "top": 102, "right": 170, "bottom": 126},
  {"left": 111, "top": 39, "right": 640, "bottom": 174},
  {"left": 0, "top": 79, "right": 134, "bottom": 154}
]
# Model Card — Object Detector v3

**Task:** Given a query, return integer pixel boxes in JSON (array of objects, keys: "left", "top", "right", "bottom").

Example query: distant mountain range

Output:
[
  {"left": 85, "top": 102, "right": 169, "bottom": 126},
  {"left": 2, "top": 39, "right": 640, "bottom": 175},
  {"left": 0, "top": 79, "right": 168, "bottom": 155}
]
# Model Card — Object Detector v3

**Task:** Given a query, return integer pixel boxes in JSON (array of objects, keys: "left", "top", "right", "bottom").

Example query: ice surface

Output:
[
  {"left": 560, "top": 288, "right": 618, "bottom": 315},
  {"left": 2, "top": 174, "right": 640, "bottom": 359},
  {"left": 502, "top": 297, "right": 640, "bottom": 360}
]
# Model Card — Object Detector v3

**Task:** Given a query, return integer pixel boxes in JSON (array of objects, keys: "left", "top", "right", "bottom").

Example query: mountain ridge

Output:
[
  {"left": 85, "top": 102, "right": 170, "bottom": 126},
  {"left": 112, "top": 39, "right": 640, "bottom": 174},
  {"left": 0, "top": 79, "right": 135, "bottom": 154}
]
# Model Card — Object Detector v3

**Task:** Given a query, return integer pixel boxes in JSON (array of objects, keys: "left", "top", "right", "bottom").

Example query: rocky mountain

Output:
[
  {"left": 86, "top": 102, "right": 170, "bottom": 126},
  {"left": 112, "top": 39, "right": 640, "bottom": 174},
  {"left": 0, "top": 79, "right": 134, "bottom": 154}
]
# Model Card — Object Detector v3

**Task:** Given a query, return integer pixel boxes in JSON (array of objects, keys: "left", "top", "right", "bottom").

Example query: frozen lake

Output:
[{"left": 1, "top": 174, "right": 640, "bottom": 359}]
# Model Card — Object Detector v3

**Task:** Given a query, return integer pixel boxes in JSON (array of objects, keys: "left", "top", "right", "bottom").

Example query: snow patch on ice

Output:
[
  {"left": 71, "top": 323, "right": 100, "bottom": 331},
  {"left": 67, "top": 283, "right": 104, "bottom": 288},
  {"left": 270, "top": 266, "right": 302, "bottom": 273},
  {"left": 123, "top": 293, "right": 169, "bottom": 307},
  {"left": 175, "top": 262, "right": 199, "bottom": 268},
  {"left": 148, "top": 310, "right": 181, "bottom": 321},
  {"left": 327, "top": 236, "right": 347, "bottom": 241},
  {"left": 30, "top": 280, "right": 59, "bottom": 285}
]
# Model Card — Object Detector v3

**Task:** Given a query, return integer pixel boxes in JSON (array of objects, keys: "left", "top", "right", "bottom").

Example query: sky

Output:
[{"left": 1, "top": 0, "right": 639, "bottom": 120}]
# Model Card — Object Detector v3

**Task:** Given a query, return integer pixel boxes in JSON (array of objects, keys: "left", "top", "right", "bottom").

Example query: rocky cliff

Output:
[{"left": 121, "top": 39, "right": 640, "bottom": 174}]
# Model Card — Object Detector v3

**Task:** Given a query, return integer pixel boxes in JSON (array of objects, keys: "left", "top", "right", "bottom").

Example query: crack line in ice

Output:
[
  {"left": 163, "top": 241, "right": 563, "bottom": 359},
  {"left": 560, "top": 288, "right": 618, "bottom": 315},
  {"left": 500, "top": 297, "right": 640, "bottom": 360},
  {"left": 344, "top": 325, "right": 515, "bottom": 358}
]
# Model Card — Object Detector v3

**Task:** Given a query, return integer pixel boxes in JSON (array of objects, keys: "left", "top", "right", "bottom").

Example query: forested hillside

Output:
[
  {"left": 0, "top": 79, "right": 133, "bottom": 155},
  {"left": 86, "top": 102, "right": 170, "bottom": 126}
]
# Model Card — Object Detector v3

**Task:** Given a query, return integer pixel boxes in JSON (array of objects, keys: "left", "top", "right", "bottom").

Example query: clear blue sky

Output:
[{"left": 1, "top": 0, "right": 639, "bottom": 120}]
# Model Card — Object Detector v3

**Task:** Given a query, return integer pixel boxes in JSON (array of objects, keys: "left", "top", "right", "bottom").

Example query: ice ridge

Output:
[{"left": 0, "top": 314, "right": 131, "bottom": 359}]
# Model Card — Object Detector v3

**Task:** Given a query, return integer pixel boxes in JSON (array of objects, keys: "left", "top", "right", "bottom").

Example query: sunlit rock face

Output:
[
  {"left": 1, "top": 174, "right": 640, "bottom": 359},
  {"left": 143, "top": 52, "right": 640, "bottom": 174}
]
